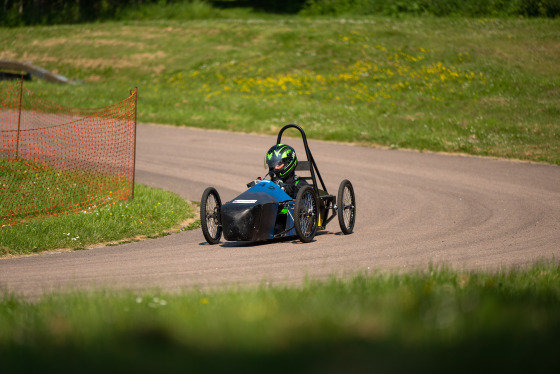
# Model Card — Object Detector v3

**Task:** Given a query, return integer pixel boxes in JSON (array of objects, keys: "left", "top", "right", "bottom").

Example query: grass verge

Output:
[
  {"left": 0, "top": 184, "right": 195, "bottom": 257},
  {"left": 1, "top": 261, "right": 559, "bottom": 372}
]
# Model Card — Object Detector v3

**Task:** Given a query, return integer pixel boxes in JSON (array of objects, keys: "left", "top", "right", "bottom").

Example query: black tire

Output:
[
  {"left": 294, "top": 185, "right": 319, "bottom": 243},
  {"left": 337, "top": 179, "right": 356, "bottom": 235},
  {"left": 200, "top": 187, "right": 222, "bottom": 245}
]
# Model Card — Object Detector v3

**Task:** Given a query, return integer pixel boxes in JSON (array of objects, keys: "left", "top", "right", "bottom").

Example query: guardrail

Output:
[{"left": 0, "top": 60, "right": 78, "bottom": 84}]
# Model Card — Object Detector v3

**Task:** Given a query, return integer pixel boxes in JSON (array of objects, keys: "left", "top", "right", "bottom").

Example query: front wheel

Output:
[
  {"left": 294, "top": 185, "right": 319, "bottom": 243},
  {"left": 337, "top": 179, "right": 356, "bottom": 235},
  {"left": 200, "top": 187, "right": 222, "bottom": 245}
]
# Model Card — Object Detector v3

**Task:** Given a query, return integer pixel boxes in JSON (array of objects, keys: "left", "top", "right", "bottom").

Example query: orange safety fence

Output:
[{"left": 0, "top": 79, "right": 137, "bottom": 226}]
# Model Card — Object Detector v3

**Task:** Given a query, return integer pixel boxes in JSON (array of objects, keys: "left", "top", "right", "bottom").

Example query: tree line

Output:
[
  {"left": 1, "top": 0, "right": 558, "bottom": 27},
  {"left": 2, "top": 0, "right": 148, "bottom": 26}
]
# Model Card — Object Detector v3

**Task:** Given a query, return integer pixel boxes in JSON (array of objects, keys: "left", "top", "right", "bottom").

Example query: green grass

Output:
[
  {"left": 0, "top": 184, "right": 195, "bottom": 256},
  {"left": 1, "top": 16, "right": 559, "bottom": 164},
  {"left": 1, "top": 158, "right": 133, "bottom": 225},
  {"left": 1, "top": 262, "right": 559, "bottom": 372}
]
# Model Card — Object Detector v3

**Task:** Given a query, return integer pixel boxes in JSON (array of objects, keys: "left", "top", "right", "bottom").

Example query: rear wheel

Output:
[
  {"left": 200, "top": 187, "right": 222, "bottom": 244},
  {"left": 294, "top": 185, "right": 319, "bottom": 243},
  {"left": 337, "top": 179, "right": 356, "bottom": 235}
]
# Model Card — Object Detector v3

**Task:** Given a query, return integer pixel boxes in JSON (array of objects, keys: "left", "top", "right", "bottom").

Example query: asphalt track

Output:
[{"left": 1, "top": 124, "right": 559, "bottom": 298}]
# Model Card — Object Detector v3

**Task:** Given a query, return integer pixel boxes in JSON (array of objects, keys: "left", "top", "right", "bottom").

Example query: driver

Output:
[{"left": 264, "top": 144, "right": 307, "bottom": 198}]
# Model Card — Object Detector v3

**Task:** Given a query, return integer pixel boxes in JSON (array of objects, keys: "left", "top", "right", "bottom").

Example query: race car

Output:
[{"left": 200, "top": 124, "right": 356, "bottom": 244}]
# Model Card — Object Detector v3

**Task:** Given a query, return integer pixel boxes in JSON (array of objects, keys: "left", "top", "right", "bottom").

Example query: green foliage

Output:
[
  {"left": 0, "top": 262, "right": 559, "bottom": 372},
  {"left": 0, "top": 0, "right": 220, "bottom": 26},
  {"left": 2, "top": 0, "right": 560, "bottom": 27},
  {"left": 213, "top": 0, "right": 308, "bottom": 14},
  {"left": 115, "top": 0, "right": 223, "bottom": 21},
  {"left": 302, "top": 0, "right": 560, "bottom": 17}
]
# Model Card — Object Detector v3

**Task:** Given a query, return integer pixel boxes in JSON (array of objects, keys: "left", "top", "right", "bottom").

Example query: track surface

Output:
[{"left": 1, "top": 124, "right": 559, "bottom": 298}]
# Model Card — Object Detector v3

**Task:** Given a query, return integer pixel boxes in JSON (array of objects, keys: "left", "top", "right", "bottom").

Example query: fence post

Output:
[
  {"left": 132, "top": 87, "right": 138, "bottom": 199},
  {"left": 15, "top": 75, "right": 23, "bottom": 160}
]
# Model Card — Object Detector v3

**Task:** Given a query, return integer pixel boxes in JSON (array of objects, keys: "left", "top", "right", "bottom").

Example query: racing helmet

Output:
[{"left": 265, "top": 144, "right": 297, "bottom": 181}]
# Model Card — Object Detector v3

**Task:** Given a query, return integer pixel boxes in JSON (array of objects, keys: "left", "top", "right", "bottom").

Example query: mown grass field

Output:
[{"left": 1, "top": 16, "right": 559, "bottom": 164}]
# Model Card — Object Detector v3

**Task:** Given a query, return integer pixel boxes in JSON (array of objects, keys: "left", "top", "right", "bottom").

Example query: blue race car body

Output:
[{"left": 221, "top": 180, "right": 295, "bottom": 241}]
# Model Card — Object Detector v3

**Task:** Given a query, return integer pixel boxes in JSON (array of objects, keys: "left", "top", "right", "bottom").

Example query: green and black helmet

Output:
[{"left": 265, "top": 144, "right": 297, "bottom": 181}]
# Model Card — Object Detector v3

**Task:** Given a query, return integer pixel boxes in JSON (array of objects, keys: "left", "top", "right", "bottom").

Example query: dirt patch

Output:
[
  {"left": 32, "top": 38, "right": 70, "bottom": 48},
  {"left": 92, "top": 39, "right": 143, "bottom": 49},
  {"left": 85, "top": 75, "right": 103, "bottom": 82},
  {"left": 0, "top": 52, "right": 58, "bottom": 66},
  {"left": 480, "top": 96, "right": 509, "bottom": 106},
  {"left": 0, "top": 51, "right": 18, "bottom": 60},
  {"left": 82, "top": 30, "right": 113, "bottom": 38},
  {"left": 33, "top": 37, "right": 141, "bottom": 49},
  {"left": 130, "top": 51, "right": 166, "bottom": 61},
  {"left": 70, "top": 51, "right": 166, "bottom": 71},
  {"left": 152, "top": 65, "right": 166, "bottom": 75}
]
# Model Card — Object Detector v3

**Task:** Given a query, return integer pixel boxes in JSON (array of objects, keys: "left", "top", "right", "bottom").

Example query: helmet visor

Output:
[{"left": 266, "top": 158, "right": 285, "bottom": 169}]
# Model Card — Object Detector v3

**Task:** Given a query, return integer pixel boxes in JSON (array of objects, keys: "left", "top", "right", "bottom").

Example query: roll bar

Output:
[{"left": 276, "top": 124, "right": 328, "bottom": 194}]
